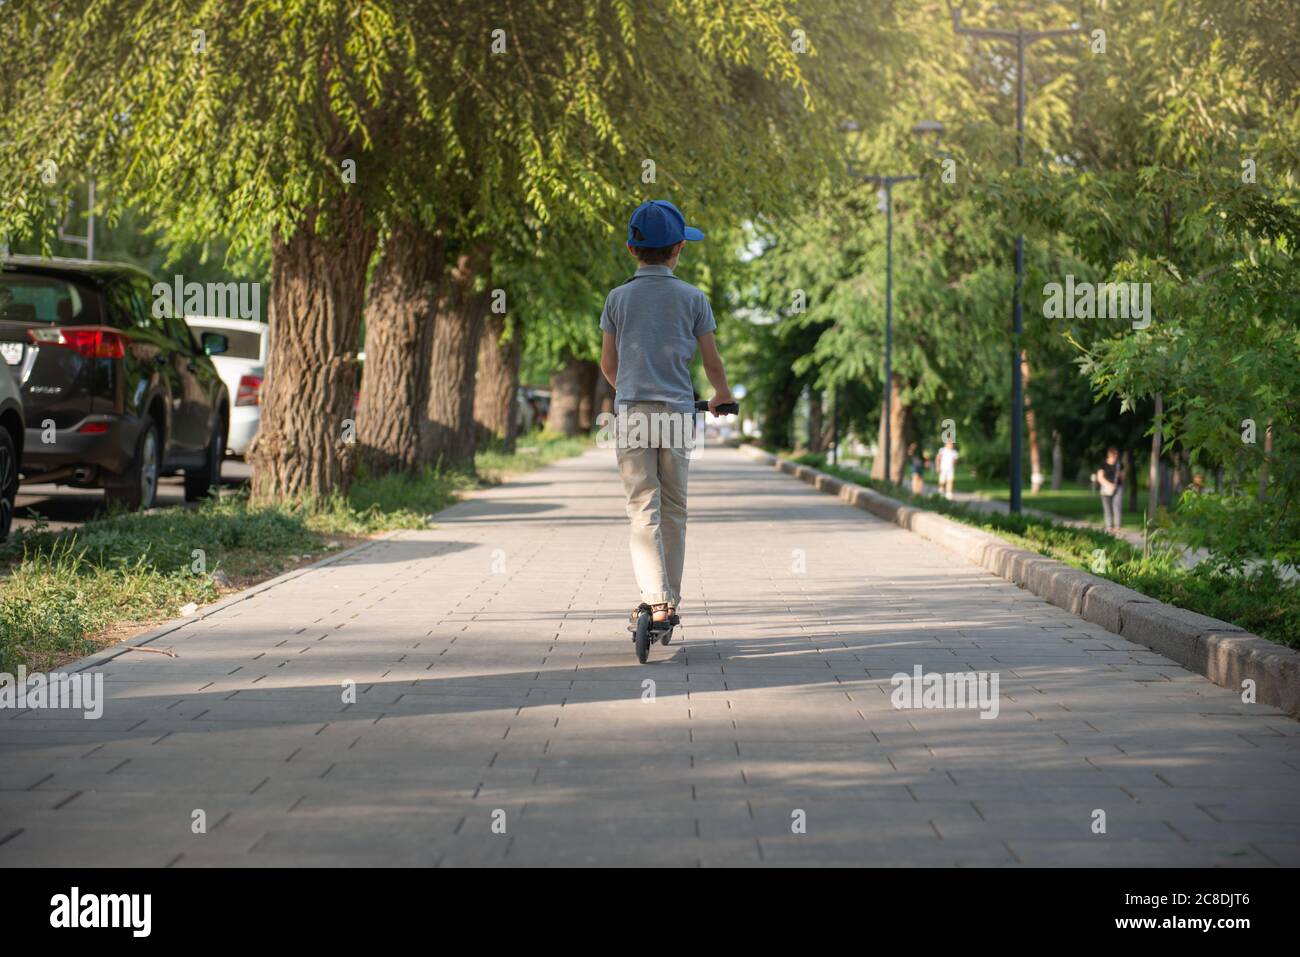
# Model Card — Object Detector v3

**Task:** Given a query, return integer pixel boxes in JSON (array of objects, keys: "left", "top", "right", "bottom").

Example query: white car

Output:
[{"left": 184, "top": 315, "right": 267, "bottom": 456}]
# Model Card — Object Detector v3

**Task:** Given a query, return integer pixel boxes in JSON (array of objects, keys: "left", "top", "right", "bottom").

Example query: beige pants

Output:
[{"left": 615, "top": 401, "right": 692, "bottom": 608}]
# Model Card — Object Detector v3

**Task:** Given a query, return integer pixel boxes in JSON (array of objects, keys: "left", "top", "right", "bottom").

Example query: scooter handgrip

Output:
[{"left": 694, "top": 400, "right": 739, "bottom": 415}]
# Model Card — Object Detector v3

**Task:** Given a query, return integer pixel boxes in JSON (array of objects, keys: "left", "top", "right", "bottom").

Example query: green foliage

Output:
[
  {"left": 2, "top": 0, "right": 888, "bottom": 282},
  {"left": 7, "top": 200, "right": 271, "bottom": 308},
  {"left": 2, "top": 0, "right": 910, "bottom": 393},
  {"left": 730, "top": 0, "right": 1298, "bottom": 570},
  {"left": 983, "top": 0, "right": 1300, "bottom": 569},
  {"left": 732, "top": 0, "right": 1094, "bottom": 454}
]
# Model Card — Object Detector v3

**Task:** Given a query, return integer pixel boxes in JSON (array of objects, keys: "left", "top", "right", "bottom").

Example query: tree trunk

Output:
[
  {"left": 421, "top": 249, "right": 491, "bottom": 472},
  {"left": 1051, "top": 430, "right": 1063, "bottom": 490},
  {"left": 1148, "top": 392, "right": 1163, "bottom": 514},
  {"left": 249, "top": 199, "right": 375, "bottom": 501},
  {"left": 575, "top": 360, "right": 599, "bottom": 431},
  {"left": 763, "top": 374, "right": 800, "bottom": 450},
  {"left": 870, "top": 373, "right": 910, "bottom": 484},
  {"left": 1124, "top": 448, "right": 1138, "bottom": 513},
  {"left": 357, "top": 223, "right": 443, "bottom": 476},
  {"left": 808, "top": 392, "right": 824, "bottom": 454},
  {"left": 1022, "top": 352, "right": 1043, "bottom": 494},
  {"left": 1258, "top": 421, "right": 1273, "bottom": 500},
  {"left": 473, "top": 312, "right": 520, "bottom": 453},
  {"left": 820, "top": 402, "right": 836, "bottom": 453},
  {"left": 547, "top": 354, "right": 585, "bottom": 437}
]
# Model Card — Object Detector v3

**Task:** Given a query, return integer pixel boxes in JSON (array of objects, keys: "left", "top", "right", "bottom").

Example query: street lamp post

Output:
[
  {"left": 846, "top": 119, "right": 943, "bottom": 486},
  {"left": 949, "top": 3, "right": 1078, "bottom": 513},
  {"left": 829, "top": 385, "right": 838, "bottom": 466}
]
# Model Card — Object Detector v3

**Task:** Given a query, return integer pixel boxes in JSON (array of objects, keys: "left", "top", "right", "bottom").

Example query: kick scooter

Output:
[{"left": 628, "top": 399, "right": 739, "bottom": 663}]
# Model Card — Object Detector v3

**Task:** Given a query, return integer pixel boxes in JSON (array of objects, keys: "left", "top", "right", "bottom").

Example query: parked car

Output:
[
  {"left": 0, "top": 256, "right": 230, "bottom": 510},
  {"left": 184, "top": 315, "right": 266, "bottom": 456},
  {"left": 0, "top": 361, "right": 22, "bottom": 542}
]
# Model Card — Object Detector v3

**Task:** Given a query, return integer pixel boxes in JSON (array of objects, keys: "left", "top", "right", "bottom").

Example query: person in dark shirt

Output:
[
  {"left": 908, "top": 442, "right": 924, "bottom": 494},
  {"left": 1095, "top": 446, "right": 1125, "bottom": 530}
]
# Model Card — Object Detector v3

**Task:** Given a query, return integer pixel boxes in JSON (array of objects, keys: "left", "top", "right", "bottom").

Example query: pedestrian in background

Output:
[
  {"left": 909, "top": 442, "right": 924, "bottom": 494},
  {"left": 935, "top": 440, "right": 959, "bottom": 499},
  {"left": 1095, "top": 446, "right": 1125, "bottom": 530}
]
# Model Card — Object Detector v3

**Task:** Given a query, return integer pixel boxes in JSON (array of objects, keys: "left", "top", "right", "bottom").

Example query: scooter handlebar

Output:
[{"left": 694, "top": 400, "right": 739, "bottom": 415}]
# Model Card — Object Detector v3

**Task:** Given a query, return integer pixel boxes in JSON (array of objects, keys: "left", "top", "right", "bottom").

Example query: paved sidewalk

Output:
[{"left": 2, "top": 445, "right": 1297, "bottom": 867}]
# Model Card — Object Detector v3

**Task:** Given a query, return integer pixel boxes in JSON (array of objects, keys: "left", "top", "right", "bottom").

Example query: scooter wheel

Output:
[
  {"left": 634, "top": 612, "right": 652, "bottom": 664},
  {"left": 660, "top": 626, "right": 672, "bottom": 646}
]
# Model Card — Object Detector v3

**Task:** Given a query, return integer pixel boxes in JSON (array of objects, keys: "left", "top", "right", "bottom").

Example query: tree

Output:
[
  {"left": 3, "top": 0, "right": 903, "bottom": 487},
  {"left": 354, "top": 0, "right": 887, "bottom": 470},
  {"left": 1, "top": 1, "right": 412, "bottom": 499},
  {"left": 988, "top": 0, "right": 1300, "bottom": 565},
  {"left": 733, "top": 0, "right": 1091, "bottom": 479}
]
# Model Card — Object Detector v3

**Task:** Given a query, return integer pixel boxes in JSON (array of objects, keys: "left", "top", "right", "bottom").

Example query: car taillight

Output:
[
  {"left": 27, "top": 326, "right": 126, "bottom": 359},
  {"left": 236, "top": 374, "right": 262, "bottom": 407}
]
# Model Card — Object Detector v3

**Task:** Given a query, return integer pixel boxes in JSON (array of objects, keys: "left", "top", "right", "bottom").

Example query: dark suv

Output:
[{"left": 0, "top": 256, "right": 230, "bottom": 510}]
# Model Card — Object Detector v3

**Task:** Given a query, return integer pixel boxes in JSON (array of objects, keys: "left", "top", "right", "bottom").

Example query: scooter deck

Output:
[
  {"left": 628, "top": 622, "right": 675, "bottom": 643},
  {"left": 626, "top": 624, "right": 676, "bottom": 639}
]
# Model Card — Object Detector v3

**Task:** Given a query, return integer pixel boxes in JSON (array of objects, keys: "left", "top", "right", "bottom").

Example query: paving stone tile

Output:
[{"left": 0, "top": 447, "right": 1293, "bottom": 866}]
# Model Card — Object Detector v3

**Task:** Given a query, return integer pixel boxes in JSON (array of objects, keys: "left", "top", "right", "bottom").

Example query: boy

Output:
[{"left": 599, "top": 199, "right": 733, "bottom": 631}]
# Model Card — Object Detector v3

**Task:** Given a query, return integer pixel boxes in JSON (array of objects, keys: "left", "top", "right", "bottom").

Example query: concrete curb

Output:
[
  {"left": 67, "top": 531, "right": 405, "bottom": 674},
  {"left": 740, "top": 444, "right": 1300, "bottom": 716}
]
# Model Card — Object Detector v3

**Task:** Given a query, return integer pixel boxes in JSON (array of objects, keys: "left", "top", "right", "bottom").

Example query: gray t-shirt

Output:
[{"left": 599, "top": 264, "right": 717, "bottom": 412}]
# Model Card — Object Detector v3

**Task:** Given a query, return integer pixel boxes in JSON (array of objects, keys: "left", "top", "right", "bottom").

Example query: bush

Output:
[{"left": 957, "top": 435, "right": 1013, "bottom": 482}]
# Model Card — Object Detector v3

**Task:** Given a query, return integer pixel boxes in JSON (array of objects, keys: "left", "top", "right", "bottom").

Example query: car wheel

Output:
[
  {"left": 0, "top": 427, "right": 17, "bottom": 543},
  {"left": 184, "top": 411, "right": 226, "bottom": 502},
  {"left": 105, "top": 421, "right": 161, "bottom": 512}
]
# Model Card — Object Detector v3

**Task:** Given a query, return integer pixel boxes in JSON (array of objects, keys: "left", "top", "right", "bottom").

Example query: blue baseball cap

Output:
[{"left": 627, "top": 200, "right": 705, "bottom": 247}]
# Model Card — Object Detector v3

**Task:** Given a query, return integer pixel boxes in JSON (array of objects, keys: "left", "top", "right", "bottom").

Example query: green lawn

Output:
[
  {"left": 835, "top": 456, "right": 1153, "bottom": 531},
  {"left": 0, "top": 430, "right": 591, "bottom": 673},
  {"left": 951, "top": 474, "right": 1152, "bottom": 531}
]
